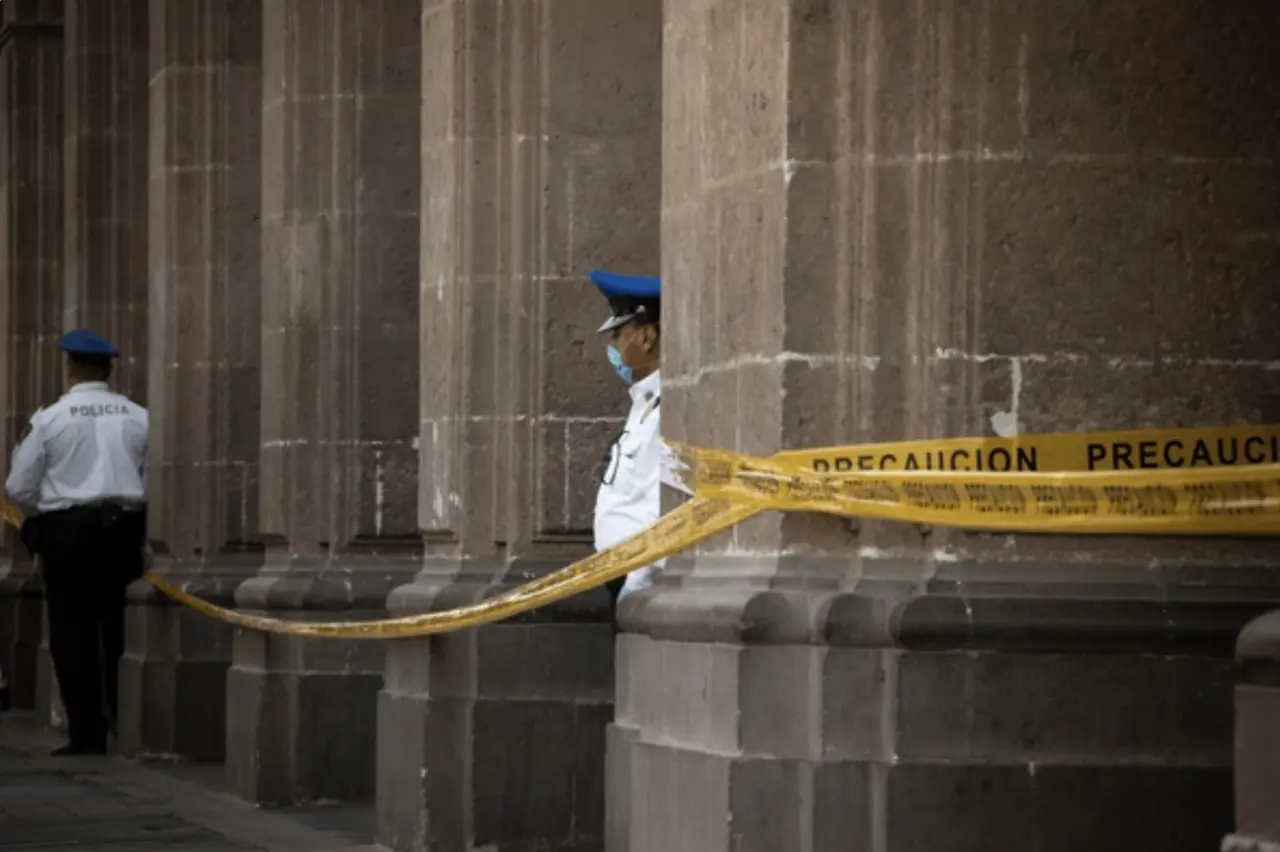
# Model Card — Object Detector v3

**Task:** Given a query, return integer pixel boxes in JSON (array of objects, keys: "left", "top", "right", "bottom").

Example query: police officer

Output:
[
  {"left": 590, "top": 270, "right": 664, "bottom": 602},
  {"left": 4, "top": 329, "right": 148, "bottom": 755}
]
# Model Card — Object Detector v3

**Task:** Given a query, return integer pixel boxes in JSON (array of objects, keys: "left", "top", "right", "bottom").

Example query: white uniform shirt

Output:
[
  {"left": 594, "top": 370, "right": 664, "bottom": 596},
  {"left": 4, "top": 382, "right": 149, "bottom": 514}
]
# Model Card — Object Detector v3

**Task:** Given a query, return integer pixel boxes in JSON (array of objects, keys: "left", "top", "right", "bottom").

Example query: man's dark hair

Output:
[{"left": 68, "top": 353, "right": 113, "bottom": 382}]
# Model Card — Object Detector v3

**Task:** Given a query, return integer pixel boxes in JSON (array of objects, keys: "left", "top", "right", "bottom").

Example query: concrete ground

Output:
[{"left": 0, "top": 713, "right": 379, "bottom": 851}]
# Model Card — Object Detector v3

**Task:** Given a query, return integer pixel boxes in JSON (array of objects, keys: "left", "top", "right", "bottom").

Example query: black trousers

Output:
[{"left": 38, "top": 505, "right": 146, "bottom": 747}]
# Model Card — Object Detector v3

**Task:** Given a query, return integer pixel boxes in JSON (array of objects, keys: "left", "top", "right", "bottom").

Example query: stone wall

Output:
[
  {"left": 118, "top": 0, "right": 264, "bottom": 764},
  {"left": 225, "top": 0, "right": 423, "bottom": 806},
  {"left": 611, "top": 1, "right": 1280, "bottom": 850},
  {"left": 376, "top": 0, "right": 662, "bottom": 848}
]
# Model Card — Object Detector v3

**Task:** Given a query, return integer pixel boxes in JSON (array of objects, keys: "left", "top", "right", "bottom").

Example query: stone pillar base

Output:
[
  {"left": 117, "top": 564, "right": 253, "bottom": 762},
  {"left": 376, "top": 570, "right": 615, "bottom": 852},
  {"left": 611, "top": 589, "right": 1269, "bottom": 852},
  {"left": 1231, "top": 611, "right": 1280, "bottom": 847},
  {"left": 0, "top": 566, "right": 43, "bottom": 709},
  {"left": 225, "top": 568, "right": 411, "bottom": 806}
]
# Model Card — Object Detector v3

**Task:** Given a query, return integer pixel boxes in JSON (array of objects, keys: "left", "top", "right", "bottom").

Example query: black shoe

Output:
[{"left": 51, "top": 741, "right": 106, "bottom": 757}]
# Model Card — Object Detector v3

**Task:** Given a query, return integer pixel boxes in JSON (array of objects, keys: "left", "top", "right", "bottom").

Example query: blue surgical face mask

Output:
[{"left": 607, "top": 344, "right": 634, "bottom": 385}]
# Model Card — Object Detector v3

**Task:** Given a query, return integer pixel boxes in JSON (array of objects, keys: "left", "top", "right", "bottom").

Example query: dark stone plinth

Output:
[
  {"left": 375, "top": 564, "right": 616, "bottom": 852},
  {"left": 225, "top": 563, "right": 416, "bottom": 807},
  {"left": 0, "top": 563, "right": 43, "bottom": 710},
  {"left": 610, "top": 586, "right": 1271, "bottom": 852},
  {"left": 117, "top": 559, "right": 257, "bottom": 763},
  {"left": 1231, "top": 609, "right": 1280, "bottom": 846}
]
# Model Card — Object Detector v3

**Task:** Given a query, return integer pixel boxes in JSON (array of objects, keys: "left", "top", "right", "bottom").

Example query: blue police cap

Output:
[
  {"left": 589, "top": 269, "right": 661, "bottom": 333},
  {"left": 57, "top": 328, "right": 120, "bottom": 358}
]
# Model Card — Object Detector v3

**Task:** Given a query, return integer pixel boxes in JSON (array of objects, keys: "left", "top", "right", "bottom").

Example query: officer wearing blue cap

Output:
[
  {"left": 590, "top": 270, "right": 665, "bottom": 603},
  {"left": 4, "top": 328, "right": 148, "bottom": 755}
]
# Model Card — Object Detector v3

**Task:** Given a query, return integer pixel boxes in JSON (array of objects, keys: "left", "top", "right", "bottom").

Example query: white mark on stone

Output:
[
  {"left": 1017, "top": 33, "right": 1030, "bottom": 142},
  {"left": 374, "top": 450, "right": 385, "bottom": 535},
  {"left": 932, "top": 347, "right": 1280, "bottom": 372},
  {"left": 782, "top": 158, "right": 825, "bottom": 185},
  {"left": 932, "top": 547, "right": 965, "bottom": 563},
  {"left": 564, "top": 423, "right": 573, "bottom": 530},
  {"left": 665, "top": 352, "right": 880, "bottom": 390},
  {"left": 990, "top": 358, "right": 1023, "bottom": 437}
]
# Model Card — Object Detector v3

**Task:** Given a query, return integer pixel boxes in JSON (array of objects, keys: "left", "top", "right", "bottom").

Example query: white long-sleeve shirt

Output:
[
  {"left": 5, "top": 382, "right": 148, "bottom": 513},
  {"left": 594, "top": 370, "right": 664, "bottom": 596}
]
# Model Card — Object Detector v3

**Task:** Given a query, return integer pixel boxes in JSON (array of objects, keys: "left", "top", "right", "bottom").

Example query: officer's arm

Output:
[{"left": 4, "top": 416, "right": 46, "bottom": 509}]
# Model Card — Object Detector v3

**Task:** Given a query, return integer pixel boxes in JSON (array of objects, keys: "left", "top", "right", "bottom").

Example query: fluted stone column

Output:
[
  {"left": 225, "top": 0, "right": 422, "bottom": 806},
  {"left": 36, "top": 0, "right": 149, "bottom": 727},
  {"left": 0, "top": 0, "right": 62, "bottom": 713},
  {"left": 376, "top": 1, "right": 661, "bottom": 849},
  {"left": 117, "top": 0, "right": 264, "bottom": 763},
  {"left": 613, "top": 3, "right": 1280, "bottom": 851}
]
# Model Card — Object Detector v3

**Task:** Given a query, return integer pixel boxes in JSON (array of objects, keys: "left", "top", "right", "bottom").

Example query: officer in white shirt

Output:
[
  {"left": 4, "top": 329, "right": 148, "bottom": 755},
  {"left": 590, "top": 270, "right": 663, "bottom": 603}
]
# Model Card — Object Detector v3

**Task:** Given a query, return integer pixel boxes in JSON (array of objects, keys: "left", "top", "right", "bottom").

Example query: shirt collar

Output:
[
  {"left": 67, "top": 381, "right": 109, "bottom": 394},
  {"left": 629, "top": 369, "right": 660, "bottom": 404}
]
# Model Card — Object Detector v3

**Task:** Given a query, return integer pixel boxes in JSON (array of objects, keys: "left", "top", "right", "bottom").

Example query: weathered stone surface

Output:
[
  {"left": 225, "top": 0, "right": 422, "bottom": 806},
  {"left": 0, "top": 0, "right": 62, "bottom": 713},
  {"left": 1233, "top": 610, "right": 1280, "bottom": 845},
  {"left": 117, "top": 0, "right": 265, "bottom": 765},
  {"left": 377, "top": 0, "right": 661, "bottom": 849},
  {"left": 615, "top": 0, "right": 1280, "bottom": 850}
]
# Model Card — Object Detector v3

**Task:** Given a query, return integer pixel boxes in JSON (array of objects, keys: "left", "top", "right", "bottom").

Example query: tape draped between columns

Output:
[{"left": 4, "top": 423, "right": 1280, "bottom": 639}]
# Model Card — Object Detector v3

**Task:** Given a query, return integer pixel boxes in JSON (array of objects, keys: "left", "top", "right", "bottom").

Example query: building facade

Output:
[{"left": 3, "top": 1, "right": 1280, "bottom": 850}]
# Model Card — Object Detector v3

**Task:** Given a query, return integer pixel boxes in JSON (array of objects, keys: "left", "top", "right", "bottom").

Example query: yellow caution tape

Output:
[{"left": 2, "top": 423, "right": 1278, "bottom": 638}]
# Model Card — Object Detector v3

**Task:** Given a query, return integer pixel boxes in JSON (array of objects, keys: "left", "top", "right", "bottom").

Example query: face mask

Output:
[{"left": 606, "top": 344, "right": 633, "bottom": 385}]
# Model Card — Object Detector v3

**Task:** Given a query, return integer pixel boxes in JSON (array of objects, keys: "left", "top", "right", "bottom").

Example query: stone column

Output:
[
  {"left": 376, "top": 1, "right": 661, "bottom": 849},
  {"left": 225, "top": 0, "right": 422, "bottom": 806},
  {"left": 35, "top": 0, "right": 149, "bottom": 727},
  {"left": 615, "top": 2, "right": 1280, "bottom": 851},
  {"left": 61, "top": 0, "right": 148, "bottom": 393},
  {"left": 0, "top": 0, "right": 62, "bottom": 712},
  {"left": 117, "top": 0, "right": 264, "bottom": 763},
  {"left": 1230, "top": 611, "right": 1280, "bottom": 850}
]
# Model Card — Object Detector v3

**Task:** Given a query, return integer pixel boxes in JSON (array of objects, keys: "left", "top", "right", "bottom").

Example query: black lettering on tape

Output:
[
  {"left": 737, "top": 464, "right": 781, "bottom": 495},
  {"left": 1244, "top": 437, "right": 1266, "bottom": 465},
  {"left": 1138, "top": 441, "right": 1158, "bottom": 469},
  {"left": 1183, "top": 482, "right": 1270, "bottom": 516},
  {"left": 858, "top": 455, "right": 874, "bottom": 471},
  {"left": 1102, "top": 485, "right": 1178, "bottom": 517},
  {"left": 904, "top": 454, "right": 921, "bottom": 471},
  {"left": 1113, "top": 443, "right": 1134, "bottom": 470},
  {"left": 1219, "top": 439, "right": 1239, "bottom": 465},
  {"left": 1164, "top": 440, "right": 1184, "bottom": 467},
  {"left": 1031, "top": 484, "right": 1099, "bottom": 516},
  {"left": 950, "top": 450, "right": 971, "bottom": 470},
  {"left": 813, "top": 459, "right": 831, "bottom": 472},
  {"left": 988, "top": 448, "right": 1013, "bottom": 472},
  {"left": 879, "top": 454, "right": 897, "bottom": 469},
  {"left": 789, "top": 475, "right": 836, "bottom": 504},
  {"left": 706, "top": 460, "right": 733, "bottom": 485},
  {"left": 840, "top": 479, "right": 899, "bottom": 505},
  {"left": 964, "top": 483, "right": 1027, "bottom": 514},
  {"left": 902, "top": 481, "right": 962, "bottom": 511},
  {"left": 836, "top": 457, "right": 854, "bottom": 472},
  {"left": 1087, "top": 443, "right": 1106, "bottom": 470},
  {"left": 1190, "top": 440, "right": 1213, "bottom": 465},
  {"left": 1016, "top": 448, "right": 1038, "bottom": 471}
]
